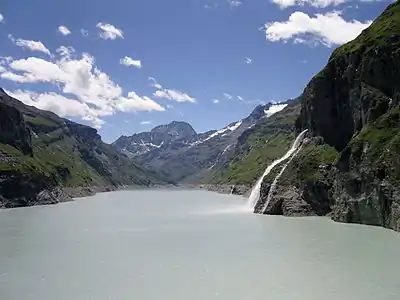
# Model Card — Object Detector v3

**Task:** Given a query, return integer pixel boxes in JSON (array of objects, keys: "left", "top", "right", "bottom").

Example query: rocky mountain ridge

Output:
[{"left": 113, "top": 102, "right": 290, "bottom": 183}]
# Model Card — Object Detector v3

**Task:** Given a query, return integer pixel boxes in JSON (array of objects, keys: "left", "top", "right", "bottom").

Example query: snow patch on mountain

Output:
[
  {"left": 196, "top": 120, "right": 243, "bottom": 145},
  {"left": 264, "top": 104, "right": 288, "bottom": 118}
]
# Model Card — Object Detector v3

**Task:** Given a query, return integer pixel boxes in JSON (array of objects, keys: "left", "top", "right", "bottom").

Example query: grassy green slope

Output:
[
  {"left": 0, "top": 90, "right": 163, "bottom": 192},
  {"left": 208, "top": 100, "right": 301, "bottom": 185}
]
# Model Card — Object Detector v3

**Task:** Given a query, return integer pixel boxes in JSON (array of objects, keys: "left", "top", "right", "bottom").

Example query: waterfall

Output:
[
  {"left": 260, "top": 137, "right": 306, "bottom": 213},
  {"left": 247, "top": 130, "right": 308, "bottom": 209},
  {"left": 230, "top": 185, "right": 235, "bottom": 195}
]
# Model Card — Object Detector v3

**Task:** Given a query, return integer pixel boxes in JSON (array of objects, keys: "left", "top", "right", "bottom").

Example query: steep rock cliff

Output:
[{"left": 260, "top": 1, "right": 400, "bottom": 231}]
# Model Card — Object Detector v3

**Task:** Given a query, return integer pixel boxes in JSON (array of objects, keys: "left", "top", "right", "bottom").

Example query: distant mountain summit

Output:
[
  {"left": 113, "top": 102, "right": 290, "bottom": 182},
  {"left": 113, "top": 121, "right": 197, "bottom": 157}
]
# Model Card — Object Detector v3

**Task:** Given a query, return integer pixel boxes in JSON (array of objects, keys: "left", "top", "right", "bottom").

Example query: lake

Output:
[{"left": 0, "top": 189, "right": 399, "bottom": 300}]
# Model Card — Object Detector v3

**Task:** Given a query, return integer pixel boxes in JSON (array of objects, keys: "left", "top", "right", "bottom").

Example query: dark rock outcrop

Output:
[
  {"left": 0, "top": 171, "right": 72, "bottom": 208},
  {"left": 0, "top": 102, "right": 32, "bottom": 155}
]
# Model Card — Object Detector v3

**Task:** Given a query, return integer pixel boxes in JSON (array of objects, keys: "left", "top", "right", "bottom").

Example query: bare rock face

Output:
[
  {"left": 0, "top": 172, "right": 72, "bottom": 208},
  {"left": 0, "top": 102, "right": 32, "bottom": 155},
  {"left": 257, "top": 175, "right": 332, "bottom": 217}
]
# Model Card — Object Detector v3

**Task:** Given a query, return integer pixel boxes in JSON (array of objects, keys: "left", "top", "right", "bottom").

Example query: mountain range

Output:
[
  {"left": 0, "top": 1, "right": 399, "bottom": 231},
  {"left": 112, "top": 102, "right": 290, "bottom": 183}
]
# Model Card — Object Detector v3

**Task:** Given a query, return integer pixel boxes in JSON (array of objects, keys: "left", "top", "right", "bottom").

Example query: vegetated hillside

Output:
[
  {"left": 0, "top": 89, "right": 164, "bottom": 208},
  {"left": 113, "top": 102, "right": 291, "bottom": 183},
  {"left": 257, "top": 1, "right": 400, "bottom": 231},
  {"left": 206, "top": 99, "right": 301, "bottom": 186}
]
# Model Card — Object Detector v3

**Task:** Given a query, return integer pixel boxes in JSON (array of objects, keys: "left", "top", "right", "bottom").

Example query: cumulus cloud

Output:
[
  {"left": 1, "top": 52, "right": 164, "bottom": 128},
  {"left": 154, "top": 90, "right": 196, "bottom": 103},
  {"left": 0, "top": 56, "right": 12, "bottom": 72},
  {"left": 120, "top": 56, "right": 142, "bottom": 69},
  {"left": 140, "top": 121, "right": 152, "bottom": 125},
  {"left": 228, "top": 0, "right": 242, "bottom": 7},
  {"left": 149, "top": 77, "right": 196, "bottom": 103},
  {"left": 6, "top": 89, "right": 98, "bottom": 121},
  {"left": 271, "top": 0, "right": 346, "bottom": 8},
  {"left": 56, "top": 46, "right": 75, "bottom": 58},
  {"left": 0, "top": 12, "right": 4, "bottom": 23},
  {"left": 213, "top": 99, "right": 220, "bottom": 104},
  {"left": 264, "top": 11, "right": 372, "bottom": 47},
  {"left": 96, "top": 23, "right": 124, "bottom": 40},
  {"left": 58, "top": 25, "right": 71, "bottom": 36},
  {"left": 8, "top": 35, "right": 52, "bottom": 56},
  {"left": 116, "top": 92, "right": 165, "bottom": 112},
  {"left": 244, "top": 57, "right": 252, "bottom": 64}
]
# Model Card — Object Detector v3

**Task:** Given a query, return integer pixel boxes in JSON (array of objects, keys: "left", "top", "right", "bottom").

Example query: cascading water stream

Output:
[
  {"left": 247, "top": 130, "right": 308, "bottom": 209},
  {"left": 260, "top": 138, "right": 306, "bottom": 213},
  {"left": 230, "top": 185, "right": 235, "bottom": 195}
]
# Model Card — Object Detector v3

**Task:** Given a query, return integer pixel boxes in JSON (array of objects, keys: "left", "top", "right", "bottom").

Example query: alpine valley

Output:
[{"left": 1, "top": 1, "right": 400, "bottom": 233}]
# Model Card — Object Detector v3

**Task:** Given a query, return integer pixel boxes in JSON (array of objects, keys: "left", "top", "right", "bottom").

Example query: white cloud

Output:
[
  {"left": 264, "top": 11, "right": 372, "bottom": 47},
  {"left": 228, "top": 0, "right": 242, "bottom": 7},
  {"left": 0, "top": 56, "right": 12, "bottom": 72},
  {"left": 58, "top": 25, "right": 71, "bottom": 36},
  {"left": 96, "top": 23, "right": 124, "bottom": 40},
  {"left": 6, "top": 89, "right": 106, "bottom": 127},
  {"left": 80, "top": 29, "right": 89, "bottom": 37},
  {"left": 56, "top": 46, "right": 75, "bottom": 58},
  {"left": 9, "top": 35, "right": 52, "bottom": 56},
  {"left": 140, "top": 121, "right": 152, "bottom": 125},
  {"left": 213, "top": 99, "right": 220, "bottom": 104},
  {"left": 120, "top": 56, "right": 142, "bottom": 69},
  {"left": 270, "top": 0, "right": 346, "bottom": 8},
  {"left": 116, "top": 92, "right": 165, "bottom": 112},
  {"left": 154, "top": 90, "right": 196, "bottom": 103},
  {"left": 223, "top": 93, "right": 232, "bottom": 100},
  {"left": 0, "top": 13, "right": 4, "bottom": 23},
  {"left": 148, "top": 77, "right": 163, "bottom": 89},
  {"left": 244, "top": 57, "right": 252, "bottom": 64},
  {"left": 1, "top": 52, "right": 165, "bottom": 128},
  {"left": 149, "top": 77, "right": 196, "bottom": 103}
]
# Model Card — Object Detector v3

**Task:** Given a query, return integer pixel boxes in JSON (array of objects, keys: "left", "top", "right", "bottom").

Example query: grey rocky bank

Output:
[{"left": 257, "top": 1, "right": 400, "bottom": 231}]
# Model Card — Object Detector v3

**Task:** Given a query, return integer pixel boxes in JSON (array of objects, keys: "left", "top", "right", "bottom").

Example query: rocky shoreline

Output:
[
  {"left": 0, "top": 183, "right": 253, "bottom": 209},
  {"left": 63, "top": 185, "right": 117, "bottom": 198},
  {"left": 180, "top": 183, "right": 252, "bottom": 197}
]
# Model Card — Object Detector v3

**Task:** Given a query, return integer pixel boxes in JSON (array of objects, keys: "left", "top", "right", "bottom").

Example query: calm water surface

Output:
[{"left": 0, "top": 189, "right": 399, "bottom": 300}]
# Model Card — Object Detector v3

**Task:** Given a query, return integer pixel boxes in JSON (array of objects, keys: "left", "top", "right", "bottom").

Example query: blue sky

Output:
[{"left": 0, "top": 0, "right": 392, "bottom": 142}]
